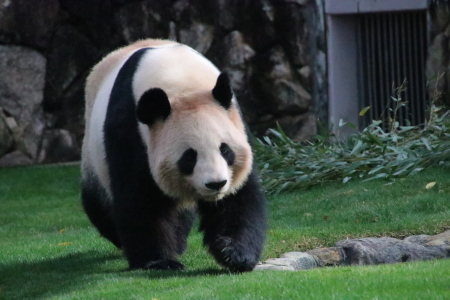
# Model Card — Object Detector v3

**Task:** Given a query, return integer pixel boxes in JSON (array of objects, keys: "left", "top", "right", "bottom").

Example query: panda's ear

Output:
[
  {"left": 136, "top": 88, "right": 171, "bottom": 126},
  {"left": 212, "top": 72, "right": 233, "bottom": 110}
]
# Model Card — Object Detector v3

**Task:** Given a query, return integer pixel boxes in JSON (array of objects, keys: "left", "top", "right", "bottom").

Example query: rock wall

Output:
[
  {"left": 0, "top": 1, "right": 447, "bottom": 167},
  {"left": 0, "top": 0, "right": 324, "bottom": 167}
]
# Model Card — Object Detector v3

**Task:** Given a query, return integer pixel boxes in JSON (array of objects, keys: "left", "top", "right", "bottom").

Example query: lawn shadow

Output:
[
  {"left": 0, "top": 250, "right": 121, "bottom": 299},
  {"left": 119, "top": 267, "right": 229, "bottom": 280},
  {"left": 0, "top": 250, "right": 227, "bottom": 299}
]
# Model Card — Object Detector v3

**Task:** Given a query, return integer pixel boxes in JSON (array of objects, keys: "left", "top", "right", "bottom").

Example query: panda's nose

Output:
[{"left": 205, "top": 180, "right": 227, "bottom": 191}]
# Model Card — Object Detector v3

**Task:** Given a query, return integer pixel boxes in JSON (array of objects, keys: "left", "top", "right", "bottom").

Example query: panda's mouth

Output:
[{"left": 198, "top": 190, "right": 225, "bottom": 201}]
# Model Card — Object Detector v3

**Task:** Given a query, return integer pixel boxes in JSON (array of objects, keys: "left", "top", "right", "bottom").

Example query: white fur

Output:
[
  {"left": 82, "top": 53, "right": 135, "bottom": 199},
  {"left": 82, "top": 39, "right": 252, "bottom": 206}
]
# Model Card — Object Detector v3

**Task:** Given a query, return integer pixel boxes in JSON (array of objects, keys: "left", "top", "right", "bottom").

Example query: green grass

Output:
[{"left": 1, "top": 165, "right": 450, "bottom": 299}]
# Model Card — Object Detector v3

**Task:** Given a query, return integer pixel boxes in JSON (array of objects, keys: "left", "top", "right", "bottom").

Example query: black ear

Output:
[
  {"left": 212, "top": 72, "right": 233, "bottom": 110},
  {"left": 136, "top": 88, "right": 171, "bottom": 125}
]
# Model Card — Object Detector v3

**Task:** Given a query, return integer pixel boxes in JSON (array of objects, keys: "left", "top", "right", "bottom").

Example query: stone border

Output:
[{"left": 255, "top": 230, "right": 450, "bottom": 271}]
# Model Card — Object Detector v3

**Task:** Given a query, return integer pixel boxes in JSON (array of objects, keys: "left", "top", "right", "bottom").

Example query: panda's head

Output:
[{"left": 136, "top": 73, "right": 252, "bottom": 202}]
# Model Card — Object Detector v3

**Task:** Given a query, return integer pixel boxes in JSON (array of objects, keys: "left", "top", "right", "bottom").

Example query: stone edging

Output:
[{"left": 255, "top": 230, "right": 450, "bottom": 271}]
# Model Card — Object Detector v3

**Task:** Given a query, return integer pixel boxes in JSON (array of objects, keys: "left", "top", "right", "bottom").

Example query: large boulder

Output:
[
  {"left": 44, "top": 24, "right": 101, "bottom": 113},
  {"left": 38, "top": 129, "right": 80, "bottom": 164},
  {"left": 0, "top": 150, "right": 33, "bottom": 168},
  {"left": 426, "top": 30, "right": 449, "bottom": 106},
  {"left": 0, "top": 107, "right": 13, "bottom": 157},
  {"left": 0, "top": 0, "right": 59, "bottom": 47},
  {"left": 0, "top": 45, "right": 46, "bottom": 161},
  {"left": 336, "top": 237, "right": 448, "bottom": 265},
  {"left": 251, "top": 46, "right": 312, "bottom": 117},
  {"left": 114, "top": 0, "right": 171, "bottom": 44}
]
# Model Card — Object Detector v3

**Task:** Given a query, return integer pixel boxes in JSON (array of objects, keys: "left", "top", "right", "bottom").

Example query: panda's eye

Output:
[
  {"left": 178, "top": 148, "right": 197, "bottom": 175},
  {"left": 220, "top": 143, "right": 235, "bottom": 166}
]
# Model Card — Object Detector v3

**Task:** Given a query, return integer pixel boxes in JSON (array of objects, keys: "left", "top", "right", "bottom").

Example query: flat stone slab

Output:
[
  {"left": 336, "top": 237, "right": 448, "bottom": 265},
  {"left": 255, "top": 252, "right": 317, "bottom": 271},
  {"left": 256, "top": 230, "right": 450, "bottom": 271}
]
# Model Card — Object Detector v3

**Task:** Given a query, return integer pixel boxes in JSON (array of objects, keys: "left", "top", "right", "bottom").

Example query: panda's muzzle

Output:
[{"left": 205, "top": 180, "right": 227, "bottom": 191}]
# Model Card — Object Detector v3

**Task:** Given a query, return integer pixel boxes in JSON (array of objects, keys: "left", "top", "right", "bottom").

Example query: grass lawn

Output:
[{"left": 0, "top": 165, "right": 449, "bottom": 299}]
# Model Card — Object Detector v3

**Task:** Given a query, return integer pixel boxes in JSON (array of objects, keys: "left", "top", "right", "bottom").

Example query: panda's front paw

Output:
[
  {"left": 212, "top": 237, "right": 259, "bottom": 272},
  {"left": 140, "top": 259, "right": 185, "bottom": 271}
]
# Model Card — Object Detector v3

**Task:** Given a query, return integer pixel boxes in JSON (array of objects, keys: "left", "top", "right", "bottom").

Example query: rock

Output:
[
  {"left": 0, "top": 107, "right": 13, "bottom": 156},
  {"left": 239, "top": 0, "right": 277, "bottom": 51},
  {"left": 251, "top": 46, "right": 312, "bottom": 116},
  {"left": 44, "top": 24, "right": 101, "bottom": 113},
  {"left": 298, "top": 66, "right": 311, "bottom": 82},
  {"left": 336, "top": 237, "right": 448, "bottom": 265},
  {"left": 255, "top": 252, "right": 316, "bottom": 271},
  {"left": 265, "top": 252, "right": 315, "bottom": 269},
  {"left": 0, "top": 150, "right": 32, "bottom": 168},
  {"left": 257, "top": 230, "right": 450, "bottom": 271},
  {"left": 429, "top": 1, "right": 450, "bottom": 38},
  {"left": 47, "top": 72, "right": 88, "bottom": 145},
  {"left": 214, "top": 0, "right": 240, "bottom": 30},
  {"left": 114, "top": 1, "right": 171, "bottom": 44},
  {"left": 0, "top": 45, "right": 46, "bottom": 160},
  {"left": 403, "top": 234, "right": 433, "bottom": 245},
  {"left": 306, "top": 247, "right": 342, "bottom": 267},
  {"left": 254, "top": 263, "right": 295, "bottom": 271},
  {"left": 222, "top": 31, "right": 255, "bottom": 68},
  {"left": 425, "top": 230, "right": 450, "bottom": 246},
  {"left": 272, "top": 1, "right": 311, "bottom": 67},
  {"left": 280, "top": 251, "right": 317, "bottom": 269},
  {"left": 256, "top": 112, "right": 317, "bottom": 141},
  {"left": 405, "top": 230, "right": 450, "bottom": 246},
  {"left": 0, "top": 0, "right": 59, "bottom": 47},
  {"left": 59, "top": 0, "right": 121, "bottom": 49},
  {"left": 426, "top": 31, "right": 449, "bottom": 106},
  {"left": 221, "top": 31, "right": 255, "bottom": 91},
  {"left": 178, "top": 21, "right": 214, "bottom": 54},
  {"left": 38, "top": 129, "right": 80, "bottom": 164}
]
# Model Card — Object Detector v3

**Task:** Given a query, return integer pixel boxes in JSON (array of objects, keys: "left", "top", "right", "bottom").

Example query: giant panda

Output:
[{"left": 81, "top": 39, "right": 266, "bottom": 272}]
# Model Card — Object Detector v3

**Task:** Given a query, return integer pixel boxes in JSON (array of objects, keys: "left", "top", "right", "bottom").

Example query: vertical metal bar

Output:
[
  {"left": 382, "top": 14, "right": 390, "bottom": 126},
  {"left": 364, "top": 16, "right": 374, "bottom": 126},
  {"left": 394, "top": 11, "right": 402, "bottom": 125},
  {"left": 408, "top": 12, "right": 414, "bottom": 125},
  {"left": 389, "top": 13, "right": 395, "bottom": 117},
  {"left": 400, "top": 12, "right": 409, "bottom": 126},
  {"left": 407, "top": 12, "right": 416, "bottom": 125},
  {"left": 356, "top": 16, "right": 365, "bottom": 129},
  {"left": 412, "top": 12, "right": 421, "bottom": 125},
  {"left": 418, "top": 11, "right": 427, "bottom": 124},
  {"left": 370, "top": 15, "right": 379, "bottom": 123},
  {"left": 368, "top": 16, "right": 379, "bottom": 125},
  {"left": 377, "top": 14, "right": 386, "bottom": 128}
]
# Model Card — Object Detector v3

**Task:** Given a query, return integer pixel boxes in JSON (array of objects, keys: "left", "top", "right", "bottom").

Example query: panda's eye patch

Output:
[
  {"left": 220, "top": 143, "right": 235, "bottom": 166},
  {"left": 178, "top": 148, "right": 197, "bottom": 175}
]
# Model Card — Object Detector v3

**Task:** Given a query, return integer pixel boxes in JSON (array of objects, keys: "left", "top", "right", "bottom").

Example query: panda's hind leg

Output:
[{"left": 81, "top": 173, "right": 121, "bottom": 249}]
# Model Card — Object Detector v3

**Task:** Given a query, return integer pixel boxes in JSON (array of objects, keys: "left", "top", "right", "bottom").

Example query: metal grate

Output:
[{"left": 357, "top": 11, "right": 428, "bottom": 129}]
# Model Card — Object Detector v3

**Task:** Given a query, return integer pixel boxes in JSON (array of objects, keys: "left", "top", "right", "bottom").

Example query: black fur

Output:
[
  {"left": 82, "top": 47, "right": 266, "bottom": 272},
  {"left": 81, "top": 170, "right": 121, "bottom": 249},
  {"left": 136, "top": 88, "right": 171, "bottom": 126},
  {"left": 220, "top": 143, "right": 235, "bottom": 166},
  {"left": 212, "top": 72, "right": 233, "bottom": 109},
  {"left": 198, "top": 170, "right": 266, "bottom": 272},
  {"left": 177, "top": 148, "right": 197, "bottom": 175},
  {"left": 82, "top": 47, "right": 194, "bottom": 271}
]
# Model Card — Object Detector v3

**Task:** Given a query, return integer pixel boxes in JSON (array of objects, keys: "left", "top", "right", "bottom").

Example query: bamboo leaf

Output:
[{"left": 359, "top": 106, "right": 371, "bottom": 116}]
